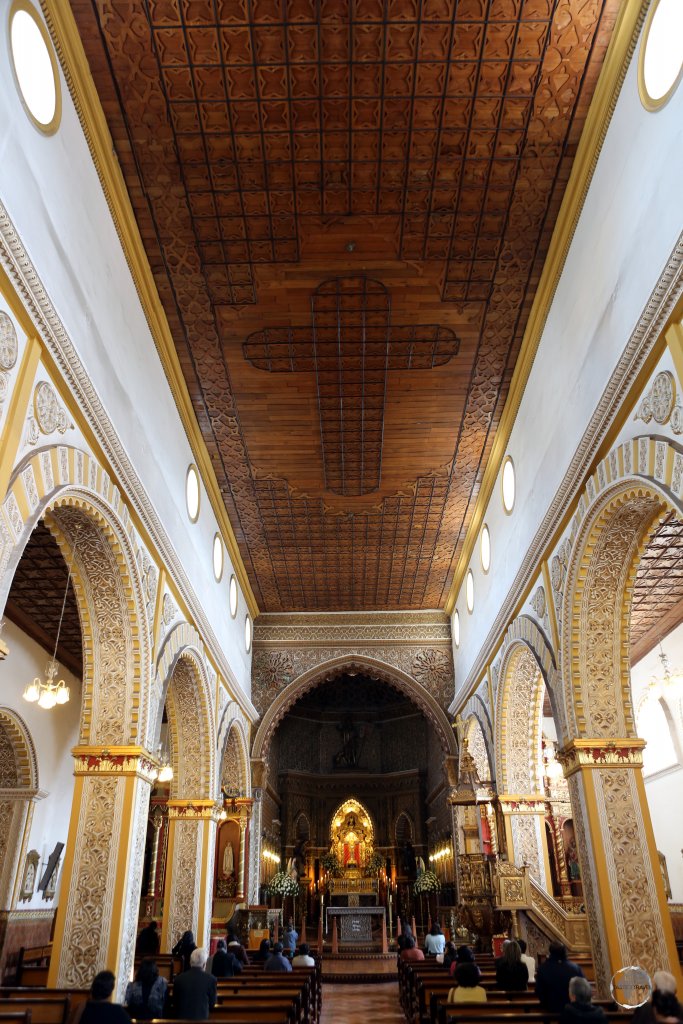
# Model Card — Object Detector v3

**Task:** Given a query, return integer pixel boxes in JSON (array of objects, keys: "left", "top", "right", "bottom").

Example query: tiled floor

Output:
[{"left": 321, "top": 982, "right": 404, "bottom": 1023}]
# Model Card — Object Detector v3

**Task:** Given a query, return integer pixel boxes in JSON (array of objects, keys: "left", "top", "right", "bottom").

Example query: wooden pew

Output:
[
  {"left": 438, "top": 1013, "right": 633, "bottom": 1024},
  {"left": 0, "top": 997, "right": 69, "bottom": 1024},
  {"left": 0, "top": 1013, "right": 32, "bottom": 1024}
]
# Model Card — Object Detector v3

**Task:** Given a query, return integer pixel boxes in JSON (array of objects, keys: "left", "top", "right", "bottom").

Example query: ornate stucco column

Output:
[
  {"left": 247, "top": 758, "right": 268, "bottom": 905},
  {"left": 559, "top": 739, "right": 681, "bottom": 991},
  {"left": 47, "top": 747, "right": 154, "bottom": 996},
  {"left": 499, "top": 795, "right": 550, "bottom": 891},
  {"left": 160, "top": 800, "right": 220, "bottom": 953},
  {"left": 0, "top": 790, "right": 39, "bottom": 910}
]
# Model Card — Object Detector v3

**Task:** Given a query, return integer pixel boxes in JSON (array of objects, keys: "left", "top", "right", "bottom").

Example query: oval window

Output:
[
  {"left": 245, "top": 614, "right": 252, "bottom": 653},
  {"left": 639, "top": 0, "right": 683, "bottom": 110},
  {"left": 229, "top": 574, "right": 238, "bottom": 618},
  {"left": 453, "top": 609, "right": 460, "bottom": 649},
  {"left": 186, "top": 464, "right": 200, "bottom": 522},
  {"left": 466, "top": 569, "right": 474, "bottom": 614},
  {"left": 9, "top": 1, "right": 61, "bottom": 133},
  {"left": 502, "top": 456, "right": 516, "bottom": 514},
  {"left": 480, "top": 524, "right": 491, "bottom": 574},
  {"left": 213, "top": 533, "right": 223, "bottom": 582}
]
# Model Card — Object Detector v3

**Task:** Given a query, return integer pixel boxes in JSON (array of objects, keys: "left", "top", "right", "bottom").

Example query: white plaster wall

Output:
[
  {"left": 0, "top": 0, "right": 252, "bottom": 699},
  {"left": 452, "top": 28, "right": 683, "bottom": 696},
  {"left": 0, "top": 619, "right": 80, "bottom": 909},
  {"left": 631, "top": 623, "right": 683, "bottom": 903}
]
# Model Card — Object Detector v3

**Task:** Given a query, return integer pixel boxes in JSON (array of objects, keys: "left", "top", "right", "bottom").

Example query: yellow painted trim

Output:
[
  {"left": 160, "top": 817, "right": 177, "bottom": 953},
  {"left": 47, "top": 773, "right": 84, "bottom": 988},
  {"left": 151, "top": 567, "right": 167, "bottom": 658},
  {"left": 578, "top": 767, "right": 623, "bottom": 975},
  {"left": 541, "top": 560, "right": 560, "bottom": 654},
  {"left": 196, "top": 820, "right": 213, "bottom": 942},
  {"left": 0, "top": 334, "right": 40, "bottom": 499},
  {"left": 40, "top": 0, "right": 258, "bottom": 621},
  {"left": 107, "top": 774, "right": 139, "bottom": 972},
  {"left": 445, "top": 0, "right": 646, "bottom": 615},
  {"left": 665, "top": 322, "right": 683, "bottom": 390}
]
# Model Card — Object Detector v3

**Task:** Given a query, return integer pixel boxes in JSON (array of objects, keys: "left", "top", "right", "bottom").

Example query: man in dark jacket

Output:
[
  {"left": 559, "top": 977, "right": 607, "bottom": 1023},
  {"left": 172, "top": 948, "right": 217, "bottom": 1021},
  {"left": 536, "top": 943, "right": 585, "bottom": 1014},
  {"left": 207, "top": 939, "right": 242, "bottom": 979},
  {"left": 264, "top": 941, "right": 293, "bottom": 972},
  {"left": 134, "top": 920, "right": 160, "bottom": 958}
]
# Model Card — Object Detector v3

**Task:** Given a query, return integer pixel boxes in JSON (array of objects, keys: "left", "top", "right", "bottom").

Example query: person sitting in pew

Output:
[
  {"left": 125, "top": 957, "right": 168, "bottom": 1020},
  {"left": 226, "top": 929, "right": 250, "bottom": 965},
  {"left": 399, "top": 937, "right": 425, "bottom": 963},
  {"left": 447, "top": 962, "right": 488, "bottom": 1004},
  {"left": 495, "top": 939, "right": 529, "bottom": 991},
  {"left": 253, "top": 938, "right": 272, "bottom": 963},
  {"left": 207, "top": 938, "right": 242, "bottom": 978},
  {"left": 292, "top": 942, "right": 315, "bottom": 967},
  {"left": 172, "top": 947, "right": 217, "bottom": 1021},
  {"left": 536, "top": 942, "right": 585, "bottom": 1014},
  {"left": 632, "top": 972, "right": 683, "bottom": 1024},
  {"left": 450, "top": 945, "right": 480, "bottom": 978},
  {"left": 559, "top": 976, "right": 607, "bottom": 1023},
  {"left": 442, "top": 941, "right": 458, "bottom": 971},
  {"left": 80, "top": 970, "right": 131, "bottom": 1023},
  {"left": 171, "top": 930, "right": 197, "bottom": 972},
  {"left": 650, "top": 989, "right": 683, "bottom": 1023},
  {"left": 264, "top": 941, "right": 293, "bottom": 972},
  {"left": 135, "top": 920, "right": 160, "bottom": 959},
  {"left": 518, "top": 938, "right": 536, "bottom": 983},
  {"left": 425, "top": 922, "right": 446, "bottom": 957}
]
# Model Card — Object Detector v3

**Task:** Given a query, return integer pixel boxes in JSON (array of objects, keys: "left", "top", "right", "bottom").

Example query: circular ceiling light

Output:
[
  {"left": 186, "top": 464, "right": 200, "bottom": 522},
  {"left": 9, "top": 2, "right": 61, "bottom": 133},
  {"left": 480, "top": 524, "right": 491, "bottom": 574},
  {"left": 466, "top": 569, "right": 474, "bottom": 614},
  {"left": 639, "top": 0, "right": 683, "bottom": 110},
  {"left": 453, "top": 609, "right": 460, "bottom": 648},
  {"left": 245, "top": 615, "right": 252, "bottom": 653},
  {"left": 213, "top": 533, "right": 223, "bottom": 582},
  {"left": 502, "top": 456, "right": 516, "bottom": 514},
  {"left": 229, "top": 574, "right": 238, "bottom": 618}
]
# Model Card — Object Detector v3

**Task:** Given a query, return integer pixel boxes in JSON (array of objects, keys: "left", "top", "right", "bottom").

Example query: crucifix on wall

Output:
[{"left": 243, "top": 276, "right": 460, "bottom": 497}]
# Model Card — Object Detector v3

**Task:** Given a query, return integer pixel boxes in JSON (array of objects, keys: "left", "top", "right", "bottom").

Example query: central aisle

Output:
[{"left": 321, "top": 982, "right": 404, "bottom": 1023}]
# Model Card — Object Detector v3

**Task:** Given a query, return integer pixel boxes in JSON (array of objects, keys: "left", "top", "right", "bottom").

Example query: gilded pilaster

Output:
[{"left": 160, "top": 800, "right": 221, "bottom": 953}]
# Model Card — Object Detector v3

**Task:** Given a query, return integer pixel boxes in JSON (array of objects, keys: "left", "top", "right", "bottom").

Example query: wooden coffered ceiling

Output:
[{"left": 70, "top": 0, "right": 620, "bottom": 611}]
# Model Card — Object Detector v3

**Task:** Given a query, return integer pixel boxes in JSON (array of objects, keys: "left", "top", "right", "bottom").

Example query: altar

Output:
[{"left": 326, "top": 906, "right": 386, "bottom": 944}]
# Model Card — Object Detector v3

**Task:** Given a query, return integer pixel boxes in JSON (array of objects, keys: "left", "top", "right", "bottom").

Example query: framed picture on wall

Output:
[{"left": 19, "top": 850, "right": 40, "bottom": 903}]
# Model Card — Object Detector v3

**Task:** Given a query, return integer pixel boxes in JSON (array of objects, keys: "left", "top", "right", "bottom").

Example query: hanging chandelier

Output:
[
  {"left": 23, "top": 526, "right": 79, "bottom": 710},
  {"left": 649, "top": 643, "right": 683, "bottom": 700}
]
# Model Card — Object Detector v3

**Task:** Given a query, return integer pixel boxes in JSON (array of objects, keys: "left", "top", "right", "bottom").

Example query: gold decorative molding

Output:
[
  {"left": 167, "top": 800, "right": 223, "bottom": 822},
  {"left": 71, "top": 745, "right": 158, "bottom": 784},
  {"left": 557, "top": 738, "right": 646, "bottom": 778},
  {"left": 499, "top": 795, "right": 547, "bottom": 815},
  {"left": 444, "top": 0, "right": 648, "bottom": 616}
]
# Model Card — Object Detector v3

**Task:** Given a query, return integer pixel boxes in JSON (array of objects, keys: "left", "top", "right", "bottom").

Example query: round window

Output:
[
  {"left": 480, "top": 524, "right": 491, "bottom": 574},
  {"left": 212, "top": 533, "right": 223, "bottom": 582},
  {"left": 9, "top": 1, "right": 61, "bottom": 133},
  {"left": 502, "top": 456, "right": 516, "bottom": 514},
  {"left": 186, "top": 464, "right": 200, "bottom": 522},
  {"left": 229, "top": 574, "right": 238, "bottom": 618},
  {"left": 639, "top": 0, "right": 683, "bottom": 111}
]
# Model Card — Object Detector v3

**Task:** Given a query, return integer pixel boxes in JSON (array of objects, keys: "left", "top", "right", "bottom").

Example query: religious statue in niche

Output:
[
  {"left": 329, "top": 799, "right": 374, "bottom": 876},
  {"left": 562, "top": 819, "right": 582, "bottom": 895},
  {"left": 19, "top": 850, "right": 40, "bottom": 903},
  {"left": 658, "top": 851, "right": 672, "bottom": 900},
  {"left": 333, "top": 716, "right": 365, "bottom": 769},
  {"left": 223, "top": 841, "right": 234, "bottom": 877}
]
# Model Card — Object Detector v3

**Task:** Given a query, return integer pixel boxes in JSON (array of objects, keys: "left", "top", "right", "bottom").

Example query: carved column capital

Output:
[
  {"left": 557, "top": 738, "right": 645, "bottom": 778},
  {"left": 71, "top": 745, "right": 159, "bottom": 783},
  {"left": 498, "top": 794, "right": 547, "bottom": 815},
  {"left": 167, "top": 799, "right": 223, "bottom": 822}
]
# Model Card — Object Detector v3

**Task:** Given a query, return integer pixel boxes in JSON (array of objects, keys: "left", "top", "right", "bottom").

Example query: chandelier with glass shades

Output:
[
  {"left": 23, "top": 528, "right": 79, "bottom": 710},
  {"left": 648, "top": 643, "right": 683, "bottom": 700}
]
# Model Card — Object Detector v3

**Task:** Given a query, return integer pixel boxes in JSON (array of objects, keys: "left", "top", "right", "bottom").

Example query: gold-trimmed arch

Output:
[
  {"left": 1, "top": 444, "right": 153, "bottom": 746},
  {"left": 458, "top": 689, "right": 494, "bottom": 782},
  {"left": 0, "top": 706, "right": 38, "bottom": 790},
  {"left": 0, "top": 707, "right": 40, "bottom": 910},
  {"left": 251, "top": 655, "right": 457, "bottom": 762},
  {"left": 218, "top": 709, "right": 251, "bottom": 800},
  {"left": 155, "top": 625, "right": 216, "bottom": 801}
]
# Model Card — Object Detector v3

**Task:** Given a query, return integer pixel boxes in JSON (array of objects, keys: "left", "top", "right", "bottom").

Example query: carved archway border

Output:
[
  {"left": 155, "top": 623, "right": 216, "bottom": 800},
  {"left": 217, "top": 706, "right": 252, "bottom": 800},
  {"left": 494, "top": 617, "right": 558, "bottom": 795},
  {"left": 459, "top": 691, "right": 494, "bottom": 781},
  {"left": 560, "top": 435, "right": 683, "bottom": 739},
  {"left": 251, "top": 655, "right": 457, "bottom": 762},
  {"left": 0, "top": 706, "right": 38, "bottom": 790},
  {"left": 1, "top": 445, "right": 152, "bottom": 745}
]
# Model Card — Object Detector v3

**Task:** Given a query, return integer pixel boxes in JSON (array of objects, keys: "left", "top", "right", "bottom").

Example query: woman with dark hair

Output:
[
  {"left": 652, "top": 989, "right": 683, "bottom": 1023},
  {"left": 253, "top": 938, "right": 272, "bottom": 963},
  {"left": 449, "top": 945, "right": 479, "bottom": 978},
  {"left": 424, "top": 922, "right": 446, "bottom": 956},
  {"left": 447, "top": 962, "right": 488, "bottom": 1004},
  {"left": 495, "top": 939, "right": 529, "bottom": 991},
  {"left": 397, "top": 923, "right": 413, "bottom": 952},
  {"left": 171, "top": 930, "right": 196, "bottom": 972},
  {"left": 125, "top": 959, "right": 168, "bottom": 1020}
]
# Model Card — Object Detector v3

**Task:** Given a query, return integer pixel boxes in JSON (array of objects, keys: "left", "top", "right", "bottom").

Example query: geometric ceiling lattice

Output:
[
  {"left": 72, "top": 0, "right": 621, "bottom": 610},
  {"left": 244, "top": 276, "right": 460, "bottom": 495},
  {"left": 630, "top": 513, "right": 683, "bottom": 665}
]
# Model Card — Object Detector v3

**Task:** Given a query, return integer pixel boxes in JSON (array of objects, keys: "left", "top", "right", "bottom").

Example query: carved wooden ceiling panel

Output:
[
  {"left": 630, "top": 514, "right": 683, "bottom": 665},
  {"left": 71, "top": 0, "right": 619, "bottom": 610},
  {"left": 5, "top": 522, "right": 83, "bottom": 677}
]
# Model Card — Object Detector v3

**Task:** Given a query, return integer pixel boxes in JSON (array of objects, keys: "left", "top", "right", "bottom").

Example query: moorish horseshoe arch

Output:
[
  {"left": 218, "top": 711, "right": 251, "bottom": 800},
  {"left": 251, "top": 655, "right": 458, "bottom": 763},
  {"left": 557, "top": 435, "right": 683, "bottom": 988},
  {"left": 458, "top": 690, "right": 494, "bottom": 782},
  {"left": 0, "top": 707, "right": 39, "bottom": 910}
]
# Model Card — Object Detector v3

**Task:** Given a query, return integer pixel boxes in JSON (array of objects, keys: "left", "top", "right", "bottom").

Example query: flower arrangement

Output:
[
  {"left": 267, "top": 871, "right": 300, "bottom": 898},
  {"left": 320, "top": 852, "right": 342, "bottom": 877},
  {"left": 364, "top": 851, "right": 385, "bottom": 876},
  {"left": 413, "top": 869, "right": 441, "bottom": 894}
]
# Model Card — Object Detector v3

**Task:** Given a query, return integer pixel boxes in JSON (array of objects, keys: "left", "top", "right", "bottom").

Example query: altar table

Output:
[{"left": 326, "top": 905, "right": 386, "bottom": 943}]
